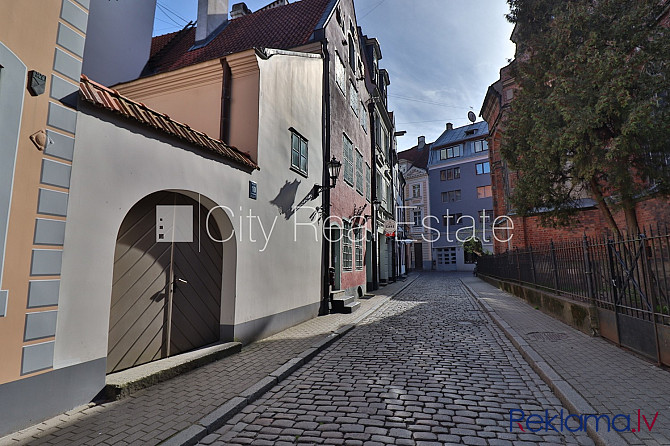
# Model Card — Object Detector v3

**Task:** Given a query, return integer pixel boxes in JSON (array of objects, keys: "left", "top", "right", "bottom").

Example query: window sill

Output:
[{"left": 290, "top": 166, "right": 308, "bottom": 178}]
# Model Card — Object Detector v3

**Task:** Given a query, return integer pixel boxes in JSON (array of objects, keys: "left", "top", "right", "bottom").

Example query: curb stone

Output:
[
  {"left": 461, "top": 278, "right": 627, "bottom": 446},
  {"left": 160, "top": 273, "right": 422, "bottom": 445}
]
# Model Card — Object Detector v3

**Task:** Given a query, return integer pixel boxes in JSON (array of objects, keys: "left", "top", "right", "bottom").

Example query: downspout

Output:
[
  {"left": 391, "top": 152, "right": 397, "bottom": 282},
  {"left": 319, "top": 39, "right": 332, "bottom": 316},
  {"left": 368, "top": 101, "right": 379, "bottom": 290},
  {"left": 220, "top": 59, "right": 232, "bottom": 143}
]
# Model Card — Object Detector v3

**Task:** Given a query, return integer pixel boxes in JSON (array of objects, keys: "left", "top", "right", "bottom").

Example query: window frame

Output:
[
  {"left": 475, "top": 161, "right": 490, "bottom": 175},
  {"left": 355, "top": 149, "right": 364, "bottom": 195},
  {"left": 354, "top": 228, "right": 364, "bottom": 270},
  {"left": 343, "top": 221, "right": 353, "bottom": 271},
  {"left": 477, "top": 185, "right": 493, "bottom": 199},
  {"left": 290, "top": 129, "right": 308, "bottom": 176},
  {"left": 343, "top": 134, "right": 354, "bottom": 186}
]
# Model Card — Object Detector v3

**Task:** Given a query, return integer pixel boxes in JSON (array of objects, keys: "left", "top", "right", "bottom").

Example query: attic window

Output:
[{"left": 465, "top": 129, "right": 478, "bottom": 135}]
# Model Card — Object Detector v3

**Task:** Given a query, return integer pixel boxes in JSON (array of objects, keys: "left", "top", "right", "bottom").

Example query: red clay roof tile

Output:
[
  {"left": 79, "top": 75, "right": 258, "bottom": 170},
  {"left": 145, "top": 0, "right": 332, "bottom": 76}
]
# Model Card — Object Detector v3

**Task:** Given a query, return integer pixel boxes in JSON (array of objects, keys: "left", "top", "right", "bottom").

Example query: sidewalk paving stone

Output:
[
  {"left": 0, "top": 276, "right": 416, "bottom": 446},
  {"left": 463, "top": 275, "right": 670, "bottom": 446}
]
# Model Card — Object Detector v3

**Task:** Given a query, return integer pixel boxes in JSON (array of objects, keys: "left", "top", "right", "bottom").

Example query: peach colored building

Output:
[{"left": 0, "top": 0, "right": 93, "bottom": 434}]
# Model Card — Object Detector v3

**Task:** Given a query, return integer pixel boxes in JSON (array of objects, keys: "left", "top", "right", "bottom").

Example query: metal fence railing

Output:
[
  {"left": 477, "top": 224, "right": 670, "bottom": 323},
  {"left": 477, "top": 223, "right": 670, "bottom": 365}
]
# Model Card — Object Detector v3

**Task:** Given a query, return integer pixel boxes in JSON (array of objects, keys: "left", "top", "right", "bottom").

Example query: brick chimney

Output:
[
  {"left": 446, "top": 122, "right": 453, "bottom": 131},
  {"left": 196, "top": 0, "right": 228, "bottom": 43},
  {"left": 230, "top": 2, "right": 252, "bottom": 19},
  {"left": 418, "top": 136, "right": 426, "bottom": 150}
]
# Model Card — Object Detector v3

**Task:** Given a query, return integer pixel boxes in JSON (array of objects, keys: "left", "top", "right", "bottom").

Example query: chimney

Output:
[
  {"left": 418, "top": 136, "right": 426, "bottom": 150},
  {"left": 196, "top": 0, "right": 229, "bottom": 43},
  {"left": 231, "top": 2, "right": 252, "bottom": 19},
  {"left": 446, "top": 122, "right": 453, "bottom": 131}
]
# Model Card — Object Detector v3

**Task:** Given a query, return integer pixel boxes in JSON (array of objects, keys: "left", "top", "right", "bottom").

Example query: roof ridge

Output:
[{"left": 79, "top": 75, "right": 258, "bottom": 170}]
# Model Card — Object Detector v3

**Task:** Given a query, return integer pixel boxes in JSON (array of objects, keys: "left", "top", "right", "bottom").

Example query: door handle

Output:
[{"left": 173, "top": 277, "right": 188, "bottom": 289}]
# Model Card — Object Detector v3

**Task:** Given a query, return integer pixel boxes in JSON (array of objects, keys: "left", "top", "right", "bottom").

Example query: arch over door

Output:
[{"left": 107, "top": 192, "right": 223, "bottom": 373}]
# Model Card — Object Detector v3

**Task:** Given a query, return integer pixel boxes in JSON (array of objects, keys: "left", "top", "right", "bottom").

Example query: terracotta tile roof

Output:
[
  {"left": 79, "top": 75, "right": 258, "bottom": 170},
  {"left": 145, "top": 0, "right": 332, "bottom": 76},
  {"left": 398, "top": 143, "right": 431, "bottom": 170}
]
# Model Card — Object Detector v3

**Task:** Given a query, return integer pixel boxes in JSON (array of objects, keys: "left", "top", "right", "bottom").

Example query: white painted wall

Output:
[{"left": 54, "top": 51, "right": 323, "bottom": 368}]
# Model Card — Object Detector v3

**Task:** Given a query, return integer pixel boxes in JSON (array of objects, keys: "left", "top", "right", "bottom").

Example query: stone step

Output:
[
  {"left": 330, "top": 290, "right": 346, "bottom": 299},
  {"left": 331, "top": 294, "right": 356, "bottom": 312},
  {"left": 342, "top": 301, "right": 361, "bottom": 314}
]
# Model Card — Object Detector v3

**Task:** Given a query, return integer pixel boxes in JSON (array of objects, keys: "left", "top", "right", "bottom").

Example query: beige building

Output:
[{"left": 398, "top": 137, "right": 433, "bottom": 270}]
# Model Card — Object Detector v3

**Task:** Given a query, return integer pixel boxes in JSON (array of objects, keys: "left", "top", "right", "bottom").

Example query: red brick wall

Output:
[{"left": 494, "top": 197, "right": 670, "bottom": 252}]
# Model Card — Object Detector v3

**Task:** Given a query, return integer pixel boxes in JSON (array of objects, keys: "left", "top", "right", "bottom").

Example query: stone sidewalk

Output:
[
  {"left": 1, "top": 276, "right": 417, "bottom": 446},
  {"left": 462, "top": 276, "right": 670, "bottom": 446}
]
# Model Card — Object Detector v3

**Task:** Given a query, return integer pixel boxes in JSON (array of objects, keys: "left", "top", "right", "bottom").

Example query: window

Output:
[
  {"left": 335, "top": 53, "right": 346, "bottom": 93},
  {"left": 290, "top": 131, "right": 308, "bottom": 175},
  {"left": 335, "top": 6, "right": 343, "bottom": 30},
  {"left": 349, "top": 80, "right": 358, "bottom": 116},
  {"left": 360, "top": 102, "right": 368, "bottom": 132},
  {"left": 478, "top": 209, "right": 494, "bottom": 222},
  {"left": 413, "top": 210, "right": 422, "bottom": 227},
  {"left": 477, "top": 185, "right": 492, "bottom": 199},
  {"left": 443, "top": 213, "right": 463, "bottom": 226},
  {"left": 365, "top": 164, "right": 371, "bottom": 202},
  {"left": 440, "top": 145, "right": 462, "bottom": 160},
  {"left": 441, "top": 190, "right": 461, "bottom": 202},
  {"left": 412, "top": 184, "right": 421, "bottom": 198},
  {"left": 348, "top": 32, "right": 356, "bottom": 74},
  {"left": 355, "top": 228, "right": 363, "bottom": 270},
  {"left": 376, "top": 172, "right": 383, "bottom": 200},
  {"left": 476, "top": 162, "right": 490, "bottom": 175},
  {"left": 355, "top": 150, "right": 364, "bottom": 195},
  {"left": 343, "top": 222, "right": 353, "bottom": 271},
  {"left": 386, "top": 181, "right": 392, "bottom": 212},
  {"left": 436, "top": 247, "right": 457, "bottom": 265},
  {"left": 473, "top": 140, "right": 488, "bottom": 153},
  {"left": 382, "top": 127, "right": 390, "bottom": 158},
  {"left": 343, "top": 134, "right": 354, "bottom": 186},
  {"left": 440, "top": 167, "right": 460, "bottom": 181},
  {"left": 374, "top": 112, "right": 382, "bottom": 149}
]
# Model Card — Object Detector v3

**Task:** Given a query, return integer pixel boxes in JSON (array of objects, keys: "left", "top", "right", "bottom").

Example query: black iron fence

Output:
[{"left": 477, "top": 224, "right": 670, "bottom": 365}]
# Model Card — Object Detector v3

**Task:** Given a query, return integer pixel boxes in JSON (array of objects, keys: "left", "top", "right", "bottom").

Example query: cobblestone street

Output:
[{"left": 202, "top": 273, "right": 592, "bottom": 445}]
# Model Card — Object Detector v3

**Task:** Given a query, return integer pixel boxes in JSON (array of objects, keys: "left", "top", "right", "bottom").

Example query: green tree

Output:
[
  {"left": 504, "top": 0, "right": 670, "bottom": 235},
  {"left": 463, "top": 236, "right": 483, "bottom": 257}
]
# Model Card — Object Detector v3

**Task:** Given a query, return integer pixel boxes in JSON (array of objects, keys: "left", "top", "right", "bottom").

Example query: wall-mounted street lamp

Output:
[{"left": 313, "top": 156, "right": 342, "bottom": 199}]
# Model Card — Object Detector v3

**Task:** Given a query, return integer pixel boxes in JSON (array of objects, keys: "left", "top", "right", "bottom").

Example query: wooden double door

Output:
[{"left": 107, "top": 192, "right": 223, "bottom": 373}]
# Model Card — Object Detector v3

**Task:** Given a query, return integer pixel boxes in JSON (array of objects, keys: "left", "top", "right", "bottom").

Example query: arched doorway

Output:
[{"left": 107, "top": 191, "right": 224, "bottom": 373}]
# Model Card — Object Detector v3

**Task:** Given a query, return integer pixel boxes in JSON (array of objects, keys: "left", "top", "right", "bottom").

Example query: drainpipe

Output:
[
  {"left": 391, "top": 156, "right": 397, "bottom": 282},
  {"left": 220, "top": 59, "right": 232, "bottom": 143},
  {"left": 368, "top": 102, "right": 379, "bottom": 290},
  {"left": 319, "top": 39, "right": 331, "bottom": 316}
]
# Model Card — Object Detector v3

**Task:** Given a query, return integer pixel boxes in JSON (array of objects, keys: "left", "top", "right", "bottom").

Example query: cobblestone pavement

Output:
[
  {"left": 463, "top": 276, "right": 670, "bottom": 446},
  {"left": 201, "top": 273, "right": 592, "bottom": 445},
  {"left": 2, "top": 277, "right": 414, "bottom": 446}
]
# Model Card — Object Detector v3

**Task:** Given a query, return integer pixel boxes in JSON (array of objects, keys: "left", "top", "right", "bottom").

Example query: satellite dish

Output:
[{"left": 468, "top": 111, "right": 477, "bottom": 123}]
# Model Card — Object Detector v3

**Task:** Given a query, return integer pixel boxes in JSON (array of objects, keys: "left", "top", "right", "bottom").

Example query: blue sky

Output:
[{"left": 153, "top": 0, "right": 515, "bottom": 151}]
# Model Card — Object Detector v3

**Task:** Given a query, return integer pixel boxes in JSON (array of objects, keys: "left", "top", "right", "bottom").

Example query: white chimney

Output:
[
  {"left": 231, "top": 2, "right": 252, "bottom": 19},
  {"left": 196, "top": 0, "right": 229, "bottom": 42},
  {"left": 446, "top": 122, "right": 453, "bottom": 131},
  {"left": 418, "top": 136, "right": 426, "bottom": 150}
]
